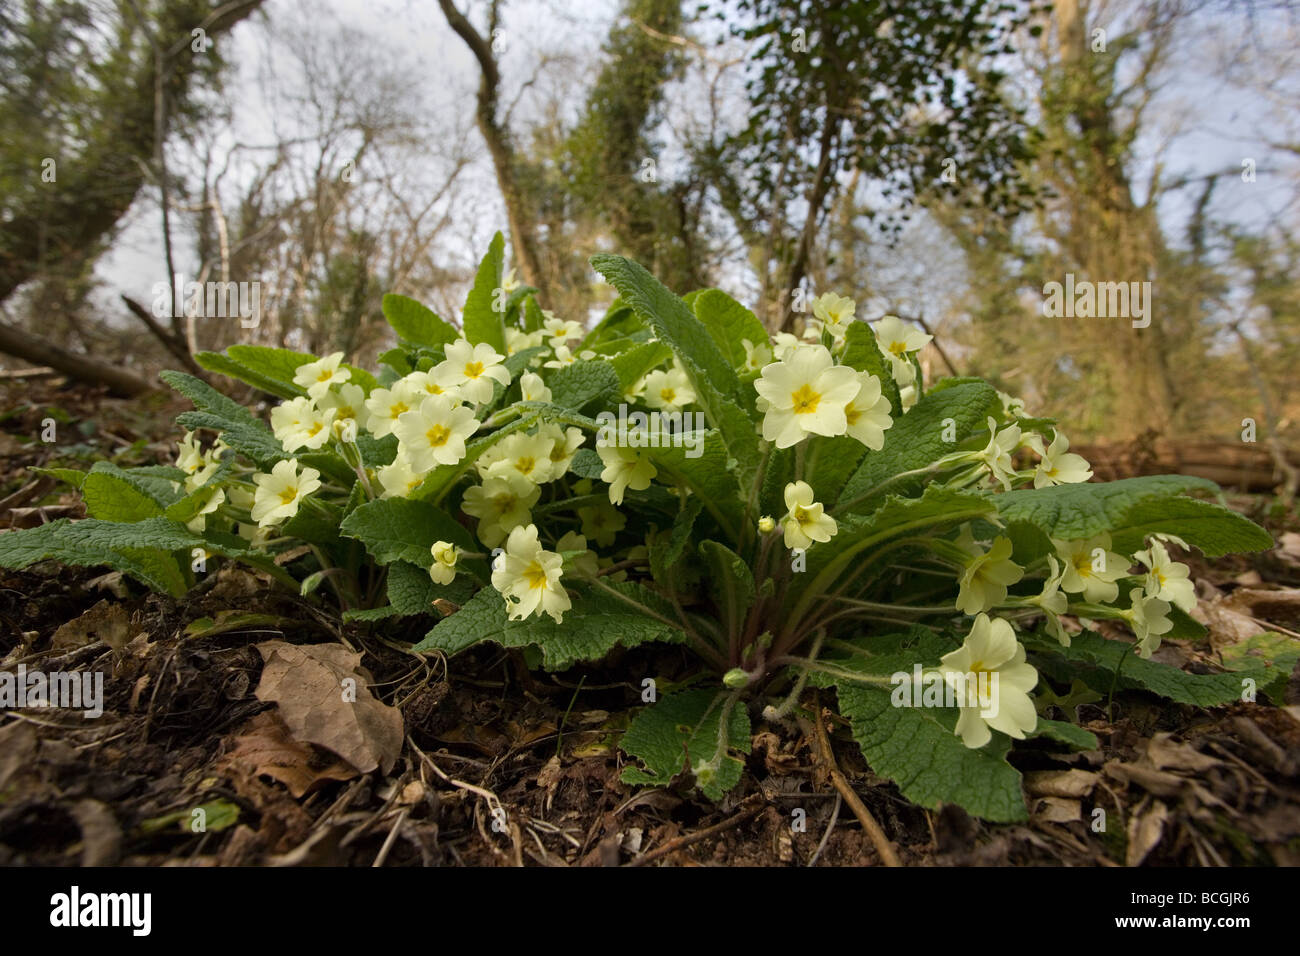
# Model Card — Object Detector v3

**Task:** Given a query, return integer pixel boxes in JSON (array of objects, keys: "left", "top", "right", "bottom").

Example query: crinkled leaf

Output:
[
  {"left": 837, "top": 381, "right": 1000, "bottom": 514},
  {"left": 993, "top": 476, "right": 1268, "bottom": 557},
  {"left": 619, "top": 688, "right": 751, "bottom": 801},
  {"left": 413, "top": 580, "right": 686, "bottom": 669},
  {"left": 547, "top": 359, "right": 621, "bottom": 412},
  {"left": 1026, "top": 629, "right": 1284, "bottom": 707},
  {"left": 340, "top": 497, "right": 476, "bottom": 567},
  {"left": 591, "top": 255, "right": 759, "bottom": 479},
  {"left": 810, "top": 629, "right": 1028, "bottom": 822},
  {"left": 692, "top": 288, "right": 768, "bottom": 370}
]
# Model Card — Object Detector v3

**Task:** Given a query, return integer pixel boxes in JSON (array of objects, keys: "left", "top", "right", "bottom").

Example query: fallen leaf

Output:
[
  {"left": 222, "top": 711, "right": 357, "bottom": 798},
  {"left": 254, "top": 640, "right": 403, "bottom": 774},
  {"left": 1126, "top": 798, "right": 1169, "bottom": 866},
  {"left": 51, "top": 600, "right": 128, "bottom": 652},
  {"left": 1030, "top": 796, "right": 1081, "bottom": 823},
  {"left": 1024, "top": 769, "right": 1098, "bottom": 799},
  {"left": 1146, "top": 733, "right": 1222, "bottom": 773},
  {"left": 70, "top": 799, "right": 122, "bottom": 866}
]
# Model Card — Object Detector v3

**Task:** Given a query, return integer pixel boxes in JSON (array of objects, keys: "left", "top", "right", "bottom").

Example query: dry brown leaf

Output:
[
  {"left": 1030, "top": 796, "right": 1081, "bottom": 823},
  {"left": 1277, "top": 532, "right": 1300, "bottom": 566},
  {"left": 222, "top": 711, "right": 357, "bottom": 797},
  {"left": 1126, "top": 798, "right": 1169, "bottom": 866},
  {"left": 1104, "top": 760, "right": 1187, "bottom": 798},
  {"left": 1024, "top": 769, "right": 1098, "bottom": 799},
  {"left": 51, "top": 600, "right": 129, "bottom": 652},
  {"left": 1146, "top": 733, "right": 1222, "bottom": 773},
  {"left": 254, "top": 640, "right": 403, "bottom": 774},
  {"left": 1194, "top": 602, "right": 1264, "bottom": 648}
]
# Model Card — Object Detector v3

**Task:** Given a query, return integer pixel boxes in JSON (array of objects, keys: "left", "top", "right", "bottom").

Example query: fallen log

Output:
[
  {"left": 0, "top": 319, "right": 158, "bottom": 397},
  {"left": 1074, "top": 436, "right": 1300, "bottom": 493}
]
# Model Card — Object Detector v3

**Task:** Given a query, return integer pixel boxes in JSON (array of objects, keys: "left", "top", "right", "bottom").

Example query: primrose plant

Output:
[{"left": 2, "top": 233, "right": 1286, "bottom": 820}]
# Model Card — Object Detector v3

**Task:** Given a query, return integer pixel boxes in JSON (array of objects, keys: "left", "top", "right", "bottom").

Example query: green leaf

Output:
[
  {"left": 164, "top": 483, "right": 223, "bottom": 524},
  {"left": 0, "top": 517, "right": 257, "bottom": 597},
  {"left": 162, "top": 369, "right": 260, "bottom": 423},
  {"left": 413, "top": 579, "right": 687, "bottom": 669},
  {"left": 692, "top": 289, "right": 768, "bottom": 370},
  {"left": 32, "top": 467, "right": 87, "bottom": 490},
  {"left": 377, "top": 347, "right": 414, "bottom": 377},
  {"left": 377, "top": 559, "right": 475, "bottom": 617},
  {"left": 194, "top": 350, "right": 304, "bottom": 400},
  {"left": 386, "top": 560, "right": 436, "bottom": 616},
  {"left": 381, "top": 293, "right": 459, "bottom": 347},
  {"left": 640, "top": 429, "right": 745, "bottom": 536},
  {"left": 591, "top": 255, "right": 759, "bottom": 478},
  {"left": 839, "top": 321, "right": 902, "bottom": 414},
  {"left": 1029, "top": 718, "right": 1099, "bottom": 751},
  {"left": 1221, "top": 632, "right": 1300, "bottom": 703},
  {"left": 462, "top": 232, "right": 506, "bottom": 352},
  {"left": 1025, "top": 629, "right": 1281, "bottom": 707},
  {"left": 547, "top": 360, "right": 621, "bottom": 412},
  {"left": 995, "top": 477, "right": 1267, "bottom": 557},
  {"left": 805, "top": 435, "right": 868, "bottom": 506},
  {"left": 339, "top": 497, "right": 476, "bottom": 567},
  {"left": 619, "top": 688, "right": 751, "bottom": 801},
  {"left": 608, "top": 341, "right": 672, "bottom": 388},
  {"left": 176, "top": 411, "right": 284, "bottom": 469},
  {"left": 82, "top": 463, "right": 172, "bottom": 521},
  {"left": 699, "top": 540, "right": 755, "bottom": 642},
  {"left": 793, "top": 485, "right": 995, "bottom": 611},
  {"left": 227, "top": 345, "right": 314, "bottom": 389},
  {"left": 836, "top": 381, "right": 1000, "bottom": 514},
  {"left": 810, "top": 629, "right": 1028, "bottom": 822},
  {"left": 164, "top": 370, "right": 287, "bottom": 468}
]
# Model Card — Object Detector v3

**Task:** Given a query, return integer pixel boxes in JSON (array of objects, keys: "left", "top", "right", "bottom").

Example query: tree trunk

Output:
[{"left": 0, "top": 321, "right": 158, "bottom": 397}]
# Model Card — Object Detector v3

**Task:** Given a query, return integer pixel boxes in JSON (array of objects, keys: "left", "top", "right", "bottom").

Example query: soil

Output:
[{"left": 2, "top": 377, "right": 1299, "bottom": 867}]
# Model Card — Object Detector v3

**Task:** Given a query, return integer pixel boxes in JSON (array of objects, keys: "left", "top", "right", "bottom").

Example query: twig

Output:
[
  {"left": 808, "top": 793, "right": 842, "bottom": 867},
  {"left": 372, "top": 808, "right": 408, "bottom": 867},
  {"left": 808, "top": 694, "right": 901, "bottom": 867},
  {"left": 624, "top": 794, "right": 766, "bottom": 867}
]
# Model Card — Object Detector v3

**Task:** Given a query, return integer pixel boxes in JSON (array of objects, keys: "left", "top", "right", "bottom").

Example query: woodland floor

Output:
[{"left": 1, "top": 378, "right": 1299, "bottom": 867}]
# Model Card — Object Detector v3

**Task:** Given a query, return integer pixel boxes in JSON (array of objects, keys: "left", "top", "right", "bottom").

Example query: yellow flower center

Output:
[
  {"left": 1073, "top": 554, "right": 1093, "bottom": 577},
  {"left": 424, "top": 382, "right": 442, "bottom": 394},
  {"left": 660, "top": 388, "right": 676, "bottom": 403},
  {"left": 426, "top": 424, "right": 451, "bottom": 447},
  {"left": 278, "top": 485, "right": 299, "bottom": 505},
  {"left": 794, "top": 506, "right": 815, "bottom": 528},
  {"left": 889, "top": 341, "right": 907, "bottom": 357},
  {"left": 389, "top": 401, "right": 409, "bottom": 419},
  {"left": 790, "top": 383, "right": 821, "bottom": 414},
  {"left": 516, "top": 456, "right": 536, "bottom": 475},
  {"left": 464, "top": 361, "right": 484, "bottom": 379},
  {"left": 306, "top": 422, "right": 324, "bottom": 437},
  {"left": 523, "top": 561, "right": 549, "bottom": 591},
  {"left": 317, "top": 369, "right": 334, "bottom": 382},
  {"left": 845, "top": 402, "right": 861, "bottom": 426}
]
